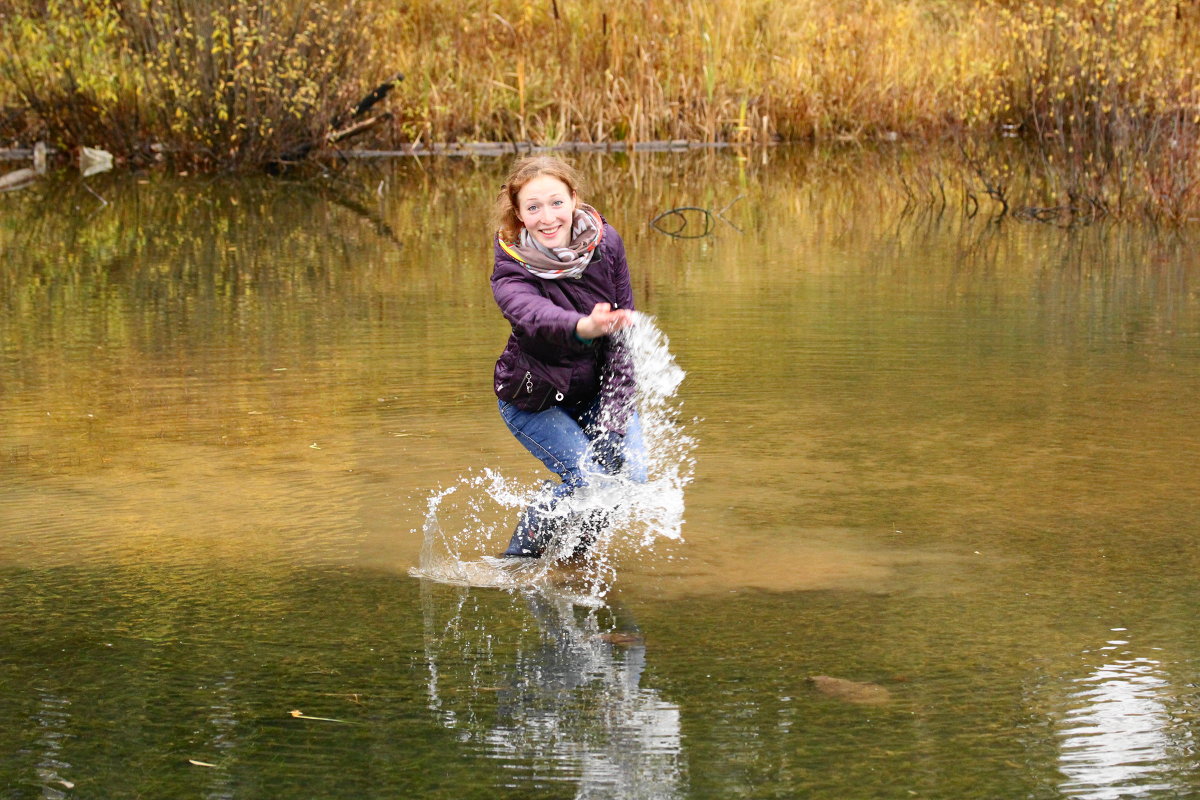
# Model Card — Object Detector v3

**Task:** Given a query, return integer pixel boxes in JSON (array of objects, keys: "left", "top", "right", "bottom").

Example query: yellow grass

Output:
[{"left": 1, "top": 0, "right": 1198, "bottom": 217}]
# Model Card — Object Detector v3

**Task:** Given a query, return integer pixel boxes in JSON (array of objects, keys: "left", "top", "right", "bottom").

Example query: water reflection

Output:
[
  {"left": 33, "top": 689, "right": 73, "bottom": 799},
  {"left": 419, "top": 582, "right": 683, "bottom": 798},
  {"left": 1057, "top": 638, "right": 1190, "bottom": 799},
  {"left": 198, "top": 673, "right": 239, "bottom": 800},
  {"left": 4, "top": 149, "right": 1200, "bottom": 799}
]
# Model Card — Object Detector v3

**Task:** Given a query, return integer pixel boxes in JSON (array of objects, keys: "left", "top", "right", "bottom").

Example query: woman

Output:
[{"left": 490, "top": 156, "right": 646, "bottom": 558}]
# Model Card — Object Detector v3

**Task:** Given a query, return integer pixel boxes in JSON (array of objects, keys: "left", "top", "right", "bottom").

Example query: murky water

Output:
[{"left": 2, "top": 149, "right": 1200, "bottom": 798}]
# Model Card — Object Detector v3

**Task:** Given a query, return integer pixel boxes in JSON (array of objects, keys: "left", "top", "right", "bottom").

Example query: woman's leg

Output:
[
  {"left": 498, "top": 400, "right": 595, "bottom": 556},
  {"left": 618, "top": 412, "right": 649, "bottom": 484},
  {"left": 576, "top": 397, "right": 649, "bottom": 484},
  {"left": 565, "top": 399, "right": 650, "bottom": 556}
]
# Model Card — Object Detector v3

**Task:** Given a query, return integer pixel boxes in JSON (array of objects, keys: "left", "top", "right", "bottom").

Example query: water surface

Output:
[{"left": 2, "top": 149, "right": 1199, "bottom": 798}]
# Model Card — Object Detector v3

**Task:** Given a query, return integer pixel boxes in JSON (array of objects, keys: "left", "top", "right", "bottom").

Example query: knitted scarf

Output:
[{"left": 498, "top": 204, "right": 605, "bottom": 280}]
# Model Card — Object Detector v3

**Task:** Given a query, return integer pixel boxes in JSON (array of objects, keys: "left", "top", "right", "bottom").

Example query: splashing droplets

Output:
[{"left": 411, "top": 312, "right": 694, "bottom": 599}]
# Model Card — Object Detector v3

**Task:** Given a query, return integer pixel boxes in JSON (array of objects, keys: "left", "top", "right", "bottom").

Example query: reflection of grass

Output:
[{"left": 1, "top": 152, "right": 1195, "bottom": 485}]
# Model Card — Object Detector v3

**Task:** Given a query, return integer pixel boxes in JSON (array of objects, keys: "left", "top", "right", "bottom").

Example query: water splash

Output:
[{"left": 410, "top": 312, "right": 694, "bottom": 599}]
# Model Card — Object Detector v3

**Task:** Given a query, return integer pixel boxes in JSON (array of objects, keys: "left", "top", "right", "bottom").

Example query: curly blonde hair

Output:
[{"left": 491, "top": 155, "right": 587, "bottom": 243}]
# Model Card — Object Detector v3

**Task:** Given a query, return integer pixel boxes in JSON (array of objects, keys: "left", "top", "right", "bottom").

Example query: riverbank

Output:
[
  {"left": 3, "top": 0, "right": 1196, "bottom": 150},
  {"left": 3, "top": 0, "right": 1198, "bottom": 218}
]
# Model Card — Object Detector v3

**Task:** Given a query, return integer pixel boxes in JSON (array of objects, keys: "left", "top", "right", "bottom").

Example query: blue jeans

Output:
[{"left": 498, "top": 396, "right": 647, "bottom": 556}]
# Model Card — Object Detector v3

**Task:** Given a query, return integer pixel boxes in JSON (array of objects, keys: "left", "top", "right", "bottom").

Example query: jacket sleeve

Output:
[
  {"left": 491, "top": 243, "right": 590, "bottom": 355},
  {"left": 598, "top": 227, "right": 637, "bottom": 434}
]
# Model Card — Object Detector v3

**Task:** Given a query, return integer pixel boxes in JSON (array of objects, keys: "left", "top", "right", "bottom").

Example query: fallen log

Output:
[
  {"left": 328, "top": 114, "right": 390, "bottom": 146},
  {"left": 0, "top": 166, "right": 38, "bottom": 192},
  {"left": 273, "top": 73, "right": 403, "bottom": 166},
  {"left": 0, "top": 141, "right": 47, "bottom": 192}
]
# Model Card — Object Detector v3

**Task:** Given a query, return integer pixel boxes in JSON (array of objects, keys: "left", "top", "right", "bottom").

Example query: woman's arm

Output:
[
  {"left": 492, "top": 249, "right": 590, "bottom": 352},
  {"left": 577, "top": 227, "right": 635, "bottom": 339}
]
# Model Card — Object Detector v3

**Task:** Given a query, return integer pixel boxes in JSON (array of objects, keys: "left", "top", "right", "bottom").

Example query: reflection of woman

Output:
[
  {"left": 490, "top": 156, "right": 646, "bottom": 558},
  {"left": 419, "top": 583, "right": 683, "bottom": 797}
]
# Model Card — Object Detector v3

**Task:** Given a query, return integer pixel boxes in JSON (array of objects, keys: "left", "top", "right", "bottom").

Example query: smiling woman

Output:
[{"left": 487, "top": 155, "right": 645, "bottom": 560}]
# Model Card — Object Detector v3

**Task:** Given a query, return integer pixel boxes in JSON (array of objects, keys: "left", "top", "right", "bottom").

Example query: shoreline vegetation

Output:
[{"left": 2, "top": 0, "right": 1199, "bottom": 222}]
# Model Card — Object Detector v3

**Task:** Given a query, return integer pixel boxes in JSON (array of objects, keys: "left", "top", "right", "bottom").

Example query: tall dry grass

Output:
[
  {"left": 373, "top": 0, "right": 995, "bottom": 146},
  {"left": 1, "top": 0, "right": 1198, "bottom": 218}
]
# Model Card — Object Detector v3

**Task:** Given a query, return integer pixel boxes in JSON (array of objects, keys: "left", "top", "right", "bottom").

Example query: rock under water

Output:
[{"left": 807, "top": 675, "right": 892, "bottom": 705}]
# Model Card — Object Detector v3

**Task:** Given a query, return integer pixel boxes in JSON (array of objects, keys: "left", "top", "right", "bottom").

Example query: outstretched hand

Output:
[{"left": 576, "top": 303, "right": 634, "bottom": 340}]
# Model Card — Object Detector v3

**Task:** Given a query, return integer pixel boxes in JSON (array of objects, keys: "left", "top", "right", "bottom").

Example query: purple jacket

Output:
[{"left": 491, "top": 221, "right": 636, "bottom": 434}]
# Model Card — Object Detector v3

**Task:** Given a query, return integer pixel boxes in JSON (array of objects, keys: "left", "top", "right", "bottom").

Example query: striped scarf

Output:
[{"left": 499, "top": 204, "right": 605, "bottom": 280}]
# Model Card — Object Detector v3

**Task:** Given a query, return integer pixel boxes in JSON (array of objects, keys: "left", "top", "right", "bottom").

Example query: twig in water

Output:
[
  {"left": 651, "top": 196, "right": 744, "bottom": 238},
  {"left": 650, "top": 206, "right": 714, "bottom": 238},
  {"left": 289, "top": 709, "right": 357, "bottom": 724},
  {"left": 82, "top": 182, "right": 108, "bottom": 208},
  {"left": 714, "top": 194, "right": 744, "bottom": 232}
]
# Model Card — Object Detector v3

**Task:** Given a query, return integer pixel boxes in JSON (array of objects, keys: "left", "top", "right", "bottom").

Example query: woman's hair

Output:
[{"left": 492, "top": 155, "right": 586, "bottom": 242}]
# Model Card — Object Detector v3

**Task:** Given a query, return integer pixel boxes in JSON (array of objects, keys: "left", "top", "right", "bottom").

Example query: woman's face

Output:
[{"left": 516, "top": 174, "right": 577, "bottom": 249}]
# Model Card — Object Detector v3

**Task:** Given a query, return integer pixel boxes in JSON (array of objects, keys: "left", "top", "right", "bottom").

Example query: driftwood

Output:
[
  {"left": 0, "top": 142, "right": 47, "bottom": 192},
  {"left": 347, "top": 74, "right": 403, "bottom": 119},
  {"left": 0, "top": 166, "right": 39, "bottom": 192},
  {"left": 328, "top": 115, "right": 388, "bottom": 145},
  {"left": 344, "top": 140, "right": 729, "bottom": 158},
  {"left": 650, "top": 195, "right": 744, "bottom": 238},
  {"left": 275, "top": 73, "right": 403, "bottom": 165},
  {"left": 80, "top": 146, "right": 113, "bottom": 177}
]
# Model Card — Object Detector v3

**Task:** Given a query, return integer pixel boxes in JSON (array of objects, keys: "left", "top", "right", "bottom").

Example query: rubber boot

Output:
[
  {"left": 567, "top": 509, "right": 610, "bottom": 559},
  {"left": 500, "top": 506, "right": 557, "bottom": 558}
]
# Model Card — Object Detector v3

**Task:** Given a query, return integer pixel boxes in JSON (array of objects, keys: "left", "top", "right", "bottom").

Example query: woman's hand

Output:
[{"left": 576, "top": 303, "right": 634, "bottom": 340}]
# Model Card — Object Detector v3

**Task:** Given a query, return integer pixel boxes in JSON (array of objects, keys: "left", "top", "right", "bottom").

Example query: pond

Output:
[{"left": 2, "top": 147, "right": 1199, "bottom": 799}]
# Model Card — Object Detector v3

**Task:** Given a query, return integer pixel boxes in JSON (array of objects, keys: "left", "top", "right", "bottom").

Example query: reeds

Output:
[
  {"left": 966, "top": 0, "right": 1200, "bottom": 222},
  {"left": 374, "top": 0, "right": 977, "bottom": 147},
  {"left": 1, "top": 0, "right": 1198, "bottom": 218}
]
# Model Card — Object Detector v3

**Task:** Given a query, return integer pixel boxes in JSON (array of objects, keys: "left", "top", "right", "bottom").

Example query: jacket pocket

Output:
[{"left": 495, "top": 354, "right": 563, "bottom": 412}]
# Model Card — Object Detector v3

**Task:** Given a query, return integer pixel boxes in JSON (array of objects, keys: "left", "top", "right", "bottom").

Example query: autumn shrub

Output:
[
  {"left": 0, "top": 0, "right": 387, "bottom": 167},
  {"left": 0, "top": 0, "right": 1197, "bottom": 222},
  {"left": 967, "top": 0, "right": 1200, "bottom": 220}
]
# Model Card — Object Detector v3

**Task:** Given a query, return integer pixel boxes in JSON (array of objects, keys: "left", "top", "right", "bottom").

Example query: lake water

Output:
[{"left": 2, "top": 148, "right": 1199, "bottom": 798}]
